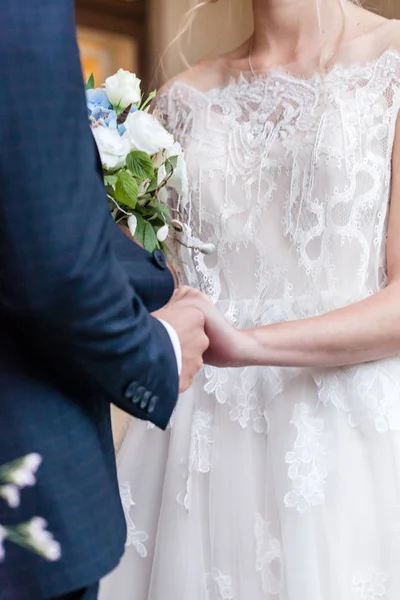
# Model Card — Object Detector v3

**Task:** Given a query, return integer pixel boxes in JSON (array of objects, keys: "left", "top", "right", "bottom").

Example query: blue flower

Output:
[
  {"left": 105, "top": 111, "right": 118, "bottom": 129},
  {"left": 86, "top": 88, "right": 132, "bottom": 134},
  {"left": 92, "top": 107, "right": 117, "bottom": 129},
  {"left": 100, "top": 109, "right": 118, "bottom": 129},
  {"left": 86, "top": 88, "right": 116, "bottom": 127},
  {"left": 86, "top": 88, "right": 110, "bottom": 110}
]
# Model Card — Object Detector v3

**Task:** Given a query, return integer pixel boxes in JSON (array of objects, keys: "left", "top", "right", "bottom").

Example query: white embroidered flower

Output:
[
  {"left": 22, "top": 453, "right": 42, "bottom": 472},
  {"left": 9, "top": 453, "right": 42, "bottom": 487},
  {"left": 105, "top": 69, "right": 141, "bottom": 110},
  {"left": 0, "top": 484, "right": 20, "bottom": 508},
  {"left": 0, "top": 525, "right": 7, "bottom": 562},
  {"left": 25, "top": 518, "right": 61, "bottom": 561}
]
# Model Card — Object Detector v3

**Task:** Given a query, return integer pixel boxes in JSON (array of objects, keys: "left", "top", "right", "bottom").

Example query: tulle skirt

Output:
[{"left": 100, "top": 358, "right": 400, "bottom": 599}]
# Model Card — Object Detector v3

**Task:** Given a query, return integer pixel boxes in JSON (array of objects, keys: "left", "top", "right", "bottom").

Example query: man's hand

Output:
[
  {"left": 170, "top": 287, "right": 255, "bottom": 368},
  {"left": 153, "top": 298, "right": 209, "bottom": 393}
]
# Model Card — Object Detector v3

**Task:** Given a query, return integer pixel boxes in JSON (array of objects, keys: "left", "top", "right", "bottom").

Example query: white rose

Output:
[
  {"left": 105, "top": 69, "right": 141, "bottom": 110},
  {"left": 92, "top": 126, "right": 130, "bottom": 170},
  {"left": 155, "top": 141, "right": 188, "bottom": 196},
  {"left": 125, "top": 111, "right": 174, "bottom": 155},
  {"left": 166, "top": 142, "right": 188, "bottom": 196}
]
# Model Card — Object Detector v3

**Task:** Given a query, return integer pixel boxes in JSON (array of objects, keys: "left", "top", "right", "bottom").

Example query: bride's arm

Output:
[
  {"left": 244, "top": 279, "right": 400, "bottom": 369},
  {"left": 178, "top": 117, "right": 400, "bottom": 369}
]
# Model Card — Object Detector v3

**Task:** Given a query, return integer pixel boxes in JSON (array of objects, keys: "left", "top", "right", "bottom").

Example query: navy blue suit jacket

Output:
[{"left": 0, "top": 2, "right": 178, "bottom": 598}]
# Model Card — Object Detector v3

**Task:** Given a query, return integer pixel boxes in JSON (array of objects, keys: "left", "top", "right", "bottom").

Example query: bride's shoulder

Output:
[
  {"left": 382, "top": 19, "right": 400, "bottom": 53},
  {"left": 336, "top": 8, "right": 400, "bottom": 71},
  {"left": 160, "top": 60, "right": 228, "bottom": 97},
  {"left": 153, "top": 60, "right": 227, "bottom": 123},
  {"left": 348, "top": 8, "right": 400, "bottom": 54},
  {"left": 159, "top": 46, "right": 249, "bottom": 98}
]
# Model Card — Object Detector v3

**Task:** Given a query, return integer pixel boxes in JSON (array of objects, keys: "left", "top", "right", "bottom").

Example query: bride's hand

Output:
[{"left": 171, "top": 287, "right": 255, "bottom": 368}]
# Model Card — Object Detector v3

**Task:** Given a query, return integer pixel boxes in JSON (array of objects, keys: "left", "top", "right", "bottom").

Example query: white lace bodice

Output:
[{"left": 157, "top": 22, "right": 400, "bottom": 328}]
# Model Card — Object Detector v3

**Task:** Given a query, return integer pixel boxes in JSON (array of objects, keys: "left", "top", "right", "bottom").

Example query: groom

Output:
[{"left": 0, "top": 2, "right": 209, "bottom": 599}]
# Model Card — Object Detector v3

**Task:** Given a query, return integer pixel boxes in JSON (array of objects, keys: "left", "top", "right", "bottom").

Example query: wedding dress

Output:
[{"left": 100, "top": 20, "right": 400, "bottom": 600}]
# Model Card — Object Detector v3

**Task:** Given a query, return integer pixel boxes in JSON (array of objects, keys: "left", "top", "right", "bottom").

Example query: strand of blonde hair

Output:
[{"left": 158, "top": 0, "right": 217, "bottom": 83}]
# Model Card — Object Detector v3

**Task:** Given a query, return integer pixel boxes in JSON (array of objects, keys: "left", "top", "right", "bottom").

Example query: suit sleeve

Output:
[{"left": 0, "top": 0, "right": 178, "bottom": 429}]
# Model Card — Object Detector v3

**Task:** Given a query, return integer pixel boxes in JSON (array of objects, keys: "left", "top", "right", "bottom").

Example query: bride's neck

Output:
[{"left": 251, "top": 0, "right": 351, "bottom": 63}]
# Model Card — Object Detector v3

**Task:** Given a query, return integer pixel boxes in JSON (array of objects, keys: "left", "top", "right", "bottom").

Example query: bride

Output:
[{"left": 100, "top": 0, "right": 400, "bottom": 597}]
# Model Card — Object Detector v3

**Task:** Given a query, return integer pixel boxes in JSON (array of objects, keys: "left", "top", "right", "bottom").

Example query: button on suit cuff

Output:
[{"left": 157, "top": 319, "right": 182, "bottom": 375}]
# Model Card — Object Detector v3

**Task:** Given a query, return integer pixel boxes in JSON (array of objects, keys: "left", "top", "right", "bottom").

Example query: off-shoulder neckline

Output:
[{"left": 163, "top": 47, "right": 400, "bottom": 102}]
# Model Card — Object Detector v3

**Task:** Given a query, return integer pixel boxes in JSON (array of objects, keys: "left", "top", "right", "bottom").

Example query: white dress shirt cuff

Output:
[{"left": 157, "top": 319, "right": 182, "bottom": 375}]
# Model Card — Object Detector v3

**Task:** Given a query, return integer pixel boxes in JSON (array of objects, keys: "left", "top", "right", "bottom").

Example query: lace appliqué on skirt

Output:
[{"left": 120, "top": 481, "right": 149, "bottom": 558}]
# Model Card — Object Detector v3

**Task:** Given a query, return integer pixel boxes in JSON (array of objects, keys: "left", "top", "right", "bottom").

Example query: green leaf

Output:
[
  {"left": 139, "top": 90, "right": 157, "bottom": 111},
  {"left": 147, "top": 216, "right": 166, "bottom": 229},
  {"left": 165, "top": 155, "right": 178, "bottom": 175},
  {"left": 126, "top": 151, "right": 155, "bottom": 181},
  {"left": 104, "top": 174, "right": 117, "bottom": 187},
  {"left": 153, "top": 202, "right": 172, "bottom": 217},
  {"left": 145, "top": 176, "right": 159, "bottom": 194},
  {"left": 142, "top": 202, "right": 170, "bottom": 221},
  {"left": 143, "top": 221, "right": 159, "bottom": 253},
  {"left": 114, "top": 170, "right": 139, "bottom": 209},
  {"left": 85, "top": 73, "right": 95, "bottom": 90},
  {"left": 132, "top": 212, "right": 146, "bottom": 245}
]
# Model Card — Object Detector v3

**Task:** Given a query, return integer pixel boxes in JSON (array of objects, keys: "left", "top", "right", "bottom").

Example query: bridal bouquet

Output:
[
  {"left": 0, "top": 454, "right": 61, "bottom": 562},
  {"left": 86, "top": 69, "right": 188, "bottom": 253}
]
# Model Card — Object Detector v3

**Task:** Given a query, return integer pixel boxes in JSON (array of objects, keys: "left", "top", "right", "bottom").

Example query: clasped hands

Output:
[{"left": 154, "top": 286, "right": 255, "bottom": 393}]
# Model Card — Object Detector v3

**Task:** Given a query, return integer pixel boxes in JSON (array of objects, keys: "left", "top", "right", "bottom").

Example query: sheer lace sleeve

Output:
[
  {"left": 154, "top": 84, "right": 196, "bottom": 147},
  {"left": 153, "top": 86, "right": 196, "bottom": 287}
]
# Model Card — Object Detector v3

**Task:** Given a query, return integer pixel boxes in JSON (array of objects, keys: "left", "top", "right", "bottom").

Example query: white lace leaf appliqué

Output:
[
  {"left": 314, "top": 359, "right": 400, "bottom": 433},
  {"left": 189, "top": 409, "right": 214, "bottom": 473},
  {"left": 205, "top": 568, "right": 234, "bottom": 600},
  {"left": 284, "top": 403, "right": 333, "bottom": 513},
  {"left": 254, "top": 513, "right": 283, "bottom": 595},
  {"left": 119, "top": 481, "right": 149, "bottom": 558},
  {"left": 176, "top": 410, "right": 214, "bottom": 510},
  {"left": 352, "top": 568, "right": 388, "bottom": 599}
]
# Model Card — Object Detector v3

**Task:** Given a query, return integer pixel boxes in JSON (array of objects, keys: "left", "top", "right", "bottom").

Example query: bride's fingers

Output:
[{"left": 182, "top": 296, "right": 229, "bottom": 330}]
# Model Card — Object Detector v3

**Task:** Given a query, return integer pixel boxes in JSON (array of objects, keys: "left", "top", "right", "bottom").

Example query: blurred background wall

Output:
[{"left": 76, "top": 0, "right": 398, "bottom": 91}]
